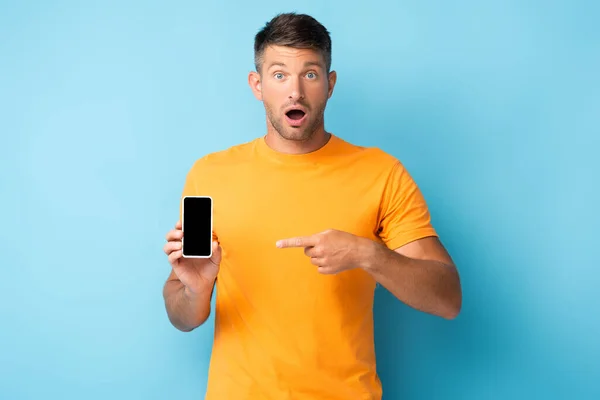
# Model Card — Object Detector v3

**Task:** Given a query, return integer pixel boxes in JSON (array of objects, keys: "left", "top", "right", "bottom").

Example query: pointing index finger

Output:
[{"left": 276, "top": 236, "right": 317, "bottom": 248}]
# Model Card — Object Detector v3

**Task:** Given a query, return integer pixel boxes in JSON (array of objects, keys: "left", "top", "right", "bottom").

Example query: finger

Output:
[
  {"left": 210, "top": 241, "right": 222, "bottom": 264},
  {"left": 304, "top": 245, "right": 324, "bottom": 258},
  {"left": 317, "top": 266, "right": 337, "bottom": 275},
  {"left": 163, "top": 241, "right": 182, "bottom": 255},
  {"left": 276, "top": 236, "right": 318, "bottom": 248},
  {"left": 175, "top": 220, "right": 182, "bottom": 229},
  {"left": 310, "top": 257, "right": 325, "bottom": 266},
  {"left": 168, "top": 250, "right": 182, "bottom": 264},
  {"left": 165, "top": 229, "right": 183, "bottom": 242},
  {"left": 212, "top": 240, "right": 219, "bottom": 250}
]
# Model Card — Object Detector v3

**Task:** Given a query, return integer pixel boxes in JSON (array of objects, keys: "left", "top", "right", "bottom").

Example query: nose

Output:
[{"left": 288, "top": 76, "right": 304, "bottom": 102}]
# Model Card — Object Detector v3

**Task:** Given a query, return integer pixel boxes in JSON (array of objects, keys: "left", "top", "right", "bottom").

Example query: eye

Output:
[
  {"left": 274, "top": 73, "right": 284, "bottom": 80},
  {"left": 306, "top": 72, "right": 317, "bottom": 79}
]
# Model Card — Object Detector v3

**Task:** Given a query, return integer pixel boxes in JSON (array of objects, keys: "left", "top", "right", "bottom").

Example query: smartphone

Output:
[{"left": 181, "top": 196, "right": 213, "bottom": 258}]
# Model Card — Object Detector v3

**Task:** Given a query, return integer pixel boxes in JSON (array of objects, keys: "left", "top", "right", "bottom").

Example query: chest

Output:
[{"left": 210, "top": 168, "right": 383, "bottom": 251}]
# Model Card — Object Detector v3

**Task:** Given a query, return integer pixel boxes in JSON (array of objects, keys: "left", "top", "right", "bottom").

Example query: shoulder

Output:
[
  {"left": 335, "top": 135, "right": 405, "bottom": 173},
  {"left": 186, "top": 137, "right": 258, "bottom": 173}
]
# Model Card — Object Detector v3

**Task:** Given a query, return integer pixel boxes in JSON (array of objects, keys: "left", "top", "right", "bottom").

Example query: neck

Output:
[{"left": 264, "top": 125, "right": 331, "bottom": 155}]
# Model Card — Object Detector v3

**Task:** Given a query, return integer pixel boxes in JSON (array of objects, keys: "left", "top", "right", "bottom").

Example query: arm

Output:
[
  {"left": 163, "top": 158, "right": 219, "bottom": 332},
  {"left": 275, "top": 161, "right": 462, "bottom": 318},
  {"left": 360, "top": 236, "right": 461, "bottom": 319},
  {"left": 370, "top": 159, "right": 461, "bottom": 319},
  {"left": 277, "top": 231, "right": 462, "bottom": 319},
  {"left": 163, "top": 270, "right": 215, "bottom": 332}
]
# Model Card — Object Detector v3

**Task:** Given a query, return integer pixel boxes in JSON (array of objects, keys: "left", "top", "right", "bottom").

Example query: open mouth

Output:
[{"left": 285, "top": 109, "right": 306, "bottom": 121}]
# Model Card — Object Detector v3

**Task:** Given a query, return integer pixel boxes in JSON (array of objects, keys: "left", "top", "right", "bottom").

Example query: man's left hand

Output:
[{"left": 276, "top": 229, "right": 374, "bottom": 274}]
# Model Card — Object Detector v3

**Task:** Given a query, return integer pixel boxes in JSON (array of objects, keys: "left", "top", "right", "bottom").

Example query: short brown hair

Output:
[{"left": 254, "top": 13, "right": 332, "bottom": 73}]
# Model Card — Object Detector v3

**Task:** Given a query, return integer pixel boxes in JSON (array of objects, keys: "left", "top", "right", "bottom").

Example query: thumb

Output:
[{"left": 210, "top": 241, "right": 222, "bottom": 264}]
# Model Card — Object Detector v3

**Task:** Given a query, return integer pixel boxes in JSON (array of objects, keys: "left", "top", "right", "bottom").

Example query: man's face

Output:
[{"left": 249, "top": 45, "right": 336, "bottom": 142}]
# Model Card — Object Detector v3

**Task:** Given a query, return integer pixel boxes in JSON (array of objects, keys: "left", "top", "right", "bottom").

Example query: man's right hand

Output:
[{"left": 163, "top": 220, "right": 221, "bottom": 294}]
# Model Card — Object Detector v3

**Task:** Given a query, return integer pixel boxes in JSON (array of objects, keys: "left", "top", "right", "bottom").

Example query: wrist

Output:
[
  {"left": 183, "top": 285, "right": 198, "bottom": 301},
  {"left": 357, "top": 238, "right": 384, "bottom": 272},
  {"left": 183, "top": 277, "right": 215, "bottom": 299}
]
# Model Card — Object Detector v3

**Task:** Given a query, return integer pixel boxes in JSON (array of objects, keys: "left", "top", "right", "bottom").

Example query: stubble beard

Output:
[{"left": 265, "top": 102, "right": 326, "bottom": 143}]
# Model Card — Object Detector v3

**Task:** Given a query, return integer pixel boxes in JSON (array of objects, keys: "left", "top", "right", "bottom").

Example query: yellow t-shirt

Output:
[{"left": 180, "top": 133, "right": 437, "bottom": 399}]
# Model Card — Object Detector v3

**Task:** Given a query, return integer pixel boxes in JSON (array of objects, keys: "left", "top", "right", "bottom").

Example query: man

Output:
[{"left": 163, "top": 12, "right": 461, "bottom": 400}]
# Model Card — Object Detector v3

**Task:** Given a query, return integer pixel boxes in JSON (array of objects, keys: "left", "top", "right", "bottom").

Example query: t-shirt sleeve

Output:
[{"left": 376, "top": 160, "right": 438, "bottom": 250}]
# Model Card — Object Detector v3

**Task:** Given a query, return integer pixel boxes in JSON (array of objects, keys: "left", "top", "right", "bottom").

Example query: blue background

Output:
[{"left": 1, "top": 0, "right": 598, "bottom": 399}]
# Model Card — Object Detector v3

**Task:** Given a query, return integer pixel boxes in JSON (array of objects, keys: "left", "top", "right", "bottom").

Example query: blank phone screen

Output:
[{"left": 182, "top": 196, "right": 213, "bottom": 257}]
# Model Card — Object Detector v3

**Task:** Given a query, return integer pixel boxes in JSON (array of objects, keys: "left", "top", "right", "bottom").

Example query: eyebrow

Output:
[{"left": 267, "top": 61, "right": 324, "bottom": 70}]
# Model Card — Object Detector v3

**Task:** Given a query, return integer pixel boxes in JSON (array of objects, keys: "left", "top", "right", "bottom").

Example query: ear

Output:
[
  {"left": 327, "top": 70, "right": 337, "bottom": 99},
  {"left": 248, "top": 71, "right": 263, "bottom": 101}
]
